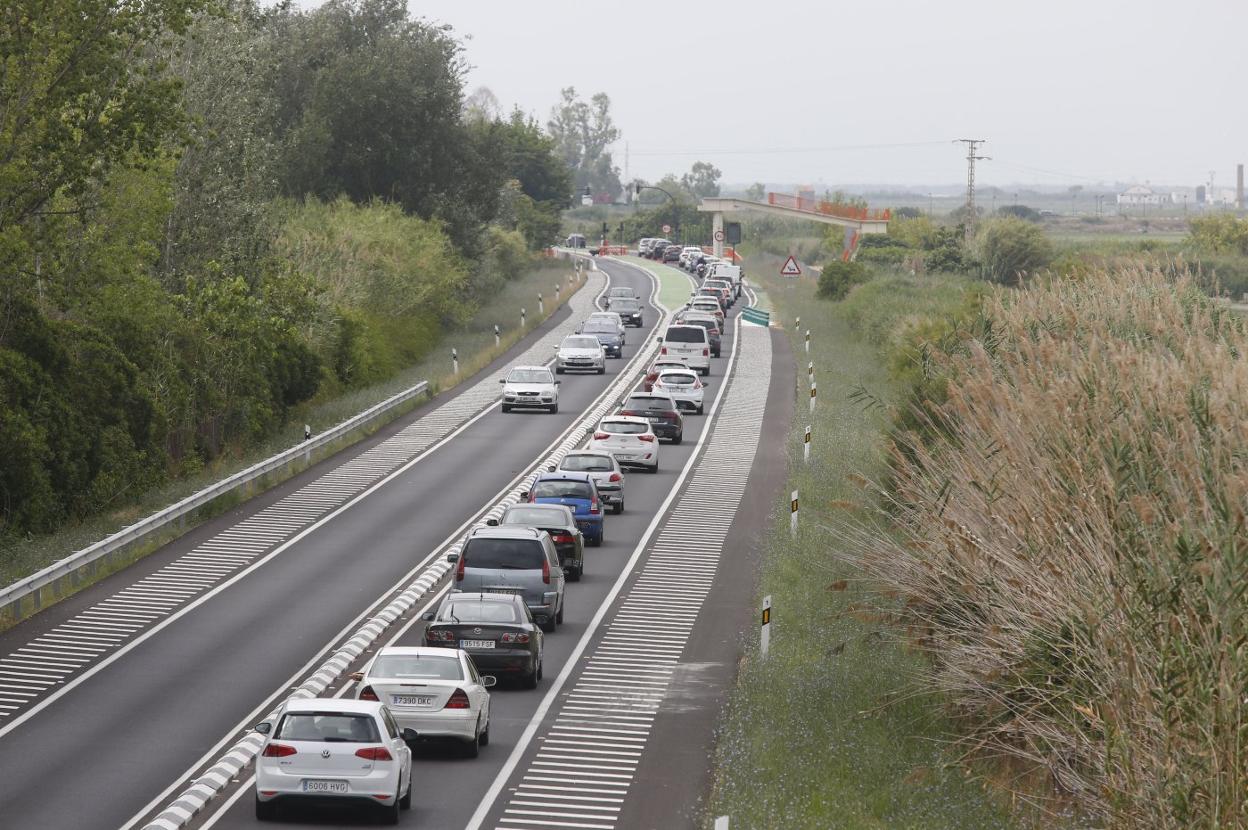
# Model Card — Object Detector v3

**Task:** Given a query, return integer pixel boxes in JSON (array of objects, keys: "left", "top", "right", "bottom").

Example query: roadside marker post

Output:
[
  {"left": 808, "top": 361, "right": 814, "bottom": 380},
  {"left": 494, "top": 325, "right": 500, "bottom": 349},
  {"left": 804, "top": 425, "right": 811, "bottom": 464},
  {"left": 555, "top": 283, "right": 560, "bottom": 301},
  {"left": 451, "top": 348, "right": 459, "bottom": 377},
  {"left": 809, "top": 382, "right": 817, "bottom": 413},
  {"left": 805, "top": 329, "right": 811, "bottom": 354},
  {"left": 716, "top": 817, "right": 731, "bottom": 830},
  {"left": 538, "top": 292, "right": 544, "bottom": 315},
  {"left": 795, "top": 316, "right": 800, "bottom": 330},
  {"left": 760, "top": 595, "right": 773, "bottom": 659},
  {"left": 790, "top": 490, "right": 799, "bottom": 538},
  {"left": 521, "top": 307, "right": 526, "bottom": 329}
]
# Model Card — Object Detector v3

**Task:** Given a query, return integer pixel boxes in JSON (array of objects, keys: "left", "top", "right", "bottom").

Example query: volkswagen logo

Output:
[
  {"left": 473, "top": 627, "right": 482, "bottom": 635},
  {"left": 321, "top": 749, "right": 331, "bottom": 759}
]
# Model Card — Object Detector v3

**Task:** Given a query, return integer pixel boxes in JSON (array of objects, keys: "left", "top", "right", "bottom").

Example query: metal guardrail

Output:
[
  {"left": 741, "top": 306, "right": 771, "bottom": 326},
  {"left": 0, "top": 380, "right": 430, "bottom": 625}
]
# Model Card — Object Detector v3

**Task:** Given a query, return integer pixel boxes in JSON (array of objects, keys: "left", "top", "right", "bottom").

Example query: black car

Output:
[
  {"left": 422, "top": 593, "right": 544, "bottom": 688},
  {"left": 581, "top": 320, "right": 624, "bottom": 357},
  {"left": 662, "top": 245, "right": 682, "bottom": 263},
  {"left": 496, "top": 504, "right": 585, "bottom": 580},
  {"left": 618, "top": 392, "right": 684, "bottom": 443},
  {"left": 609, "top": 297, "right": 644, "bottom": 327},
  {"left": 646, "top": 239, "right": 670, "bottom": 259}
]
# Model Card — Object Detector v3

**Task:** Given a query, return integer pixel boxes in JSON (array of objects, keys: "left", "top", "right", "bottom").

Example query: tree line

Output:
[{"left": 0, "top": 0, "right": 578, "bottom": 536}]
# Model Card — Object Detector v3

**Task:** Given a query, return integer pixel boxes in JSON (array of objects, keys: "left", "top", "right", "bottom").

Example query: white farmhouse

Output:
[{"left": 1117, "top": 185, "right": 1169, "bottom": 206}]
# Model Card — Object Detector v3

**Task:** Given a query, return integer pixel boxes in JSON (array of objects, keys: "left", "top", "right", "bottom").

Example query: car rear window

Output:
[
  {"left": 507, "top": 368, "right": 553, "bottom": 384},
  {"left": 624, "top": 396, "right": 673, "bottom": 411},
  {"left": 371, "top": 654, "right": 464, "bottom": 680},
  {"left": 532, "top": 480, "right": 593, "bottom": 499},
  {"left": 561, "top": 454, "right": 613, "bottom": 472},
  {"left": 503, "top": 507, "right": 569, "bottom": 527},
  {"left": 276, "top": 713, "right": 380, "bottom": 743},
  {"left": 658, "top": 372, "right": 697, "bottom": 385},
  {"left": 680, "top": 319, "right": 717, "bottom": 332},
  {"left": 463, "top": 538, "right": 545, "bottom": 569},
  {"left": 601, "top": 420, "right": 648, "bottom": 434},
  {"left": 440, "top": 600, "right": 520, "bottom": 623},
  {"left": 665, "top": 327, "right": 706, "bottom": 343}
]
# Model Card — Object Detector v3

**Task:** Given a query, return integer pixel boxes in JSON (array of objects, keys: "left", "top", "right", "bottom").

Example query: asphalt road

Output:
[{"left": 0, "top": 259, "right": 667, "bottom": 830}]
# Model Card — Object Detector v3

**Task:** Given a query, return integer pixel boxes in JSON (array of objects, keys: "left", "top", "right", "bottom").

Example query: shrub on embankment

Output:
[{"left": 849, "top": 266, "right": 1248, "bottom": 828}]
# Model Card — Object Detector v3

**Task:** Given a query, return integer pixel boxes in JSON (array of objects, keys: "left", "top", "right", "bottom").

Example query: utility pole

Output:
[{"left": 956, "top": 139, "right": 990, "bottom": 240}]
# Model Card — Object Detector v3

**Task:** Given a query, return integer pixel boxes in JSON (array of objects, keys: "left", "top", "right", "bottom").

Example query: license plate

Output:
[
  {"left": 486, "top": 587, "right": 523, "bottom": 596},
  {"left": 303, "top": 780, "right": 348, "bottom": 793},
  {"left": 461, "top": 639, "right": 495, "bottom": 649},
  {"left": 392, "top": 695, "right": 435, "bottom": 706}
]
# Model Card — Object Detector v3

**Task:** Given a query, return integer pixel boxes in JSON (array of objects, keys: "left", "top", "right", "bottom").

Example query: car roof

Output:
[
  {"left": 563, "top": 449, "right": 615, "bottom": 459},
  {"left": 627, "top": 391, "right": 676, "bottom": 400},
  {"left": 658, "top": 367, "right": 698, "bottom": 376},
  {"left": 445, "top": 591, "right": 524, "bottom": 604},
  {"left": 374, "top": 646, "right": 467, "bottom": 658},
  {"left": 508, "top": 364, "right": 552, "bottom": 373},
  {"left": 284, "top": 697, "right": 383, "bottom": 715},
  {"left": 601, "top": 415, "right": 651, "bottom": 425},
  {"left": 534, "top": 471, "right": 594, "bottom": 484},
  {"left": 667, "top": 323, "right": 706, "bottom": 331},
  {"left": 468, "top": 525, "right": 546, "bottom": 540},
  {"left": 505, "top": 502, "right": 575, "bottom": 518}
]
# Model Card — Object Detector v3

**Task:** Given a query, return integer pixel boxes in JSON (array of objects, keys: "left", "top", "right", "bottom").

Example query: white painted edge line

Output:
[
  {"left": 134, "top": 260, "right": 663, "bottom": 830},
  {"left": 463, "top": 258, "right": 736, "bottom": 830}
]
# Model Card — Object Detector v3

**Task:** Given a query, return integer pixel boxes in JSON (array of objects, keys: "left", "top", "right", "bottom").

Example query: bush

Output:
[
  {"left": 975, "top": 217, "right": 1054, "bottom": 285},
  {"left": 1188, "top": 213, "right": 1248, "bottom": 256},
  {"left": 816, "top": 260, "right": 871, "bottom": 301},
  {"left": 995, "top": 204, "right": 1041, "bottom": 221},
  {"left": 856, "top": 245, "right": 910, "bottom": 266}
]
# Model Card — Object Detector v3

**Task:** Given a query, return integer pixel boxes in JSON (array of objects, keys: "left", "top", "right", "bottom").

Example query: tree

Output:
[
  {"left": 976, "top": 217, "right": 1054, "bottom": 285},
  {"left": 817, "top": 261, "right": 870, "bottom": 301},
  {"left": 745, "top": 182, "right": 766, "bottom": 201},
  {"left": 681, "top": 161, "right": 722, "bottom": 198},
  {"left": 1188, "top": 214, "right": 1248, "bottom": 256},
  {"left": 463, "top": 86, "right": 502, "bottom": 121},
  {"left": 997, "top": 204, "right": 1042, "bottom": 222},
  {"left": 547, "top": 87, "right": 622, "bottom": 200}
]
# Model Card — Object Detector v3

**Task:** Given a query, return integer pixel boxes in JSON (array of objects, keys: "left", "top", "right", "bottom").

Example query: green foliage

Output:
[
  {"left": 680, "top": 161, "right": 722, "bottom": 198},
  {"left": 925, "top": 225, "right": 971, "bottom": 273},
  {"left": 1187, "top": 213, "right": 1248, "bottom": 256},
  {"left": 744, "top": 182, "right": 766, "bottom": 201},
  {"left": 816, "top": 260, "right": 871, "bottom": 301},
  {"left": 975, "top": 217, "right": 1055, "bottom": 285},
  {"left": 996, "top": 203, "right": 1041, "bottom": 222},
  {"left": 887, "top": 215, "right": 938, "bottom": 249},
  {"left": 547, "top": 87, "right": 621, "bottom": 199}
]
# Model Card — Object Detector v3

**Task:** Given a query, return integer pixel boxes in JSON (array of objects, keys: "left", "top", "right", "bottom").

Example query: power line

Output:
[{"left": 626, "top": 140, "right": 949, "bottom": 157}]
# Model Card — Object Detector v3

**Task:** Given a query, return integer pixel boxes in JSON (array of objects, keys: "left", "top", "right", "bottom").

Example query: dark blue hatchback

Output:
[{"left": 526, "top": 472, "right": 605, "bottom": 546}]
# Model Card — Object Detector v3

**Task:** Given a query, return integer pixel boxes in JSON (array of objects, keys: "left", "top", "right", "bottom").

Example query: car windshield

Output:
[
  {"left": 370, "top": 654, "right": 464, "bottom": 680},
  {"left": 665, "top": 327, "right": 705, "bottom": 343},
  {"left": 612, "top": 299, "right": 640, "bottom": 312},
  {"left": 463, "top": 538, "right": 545, "bottom": 569},
  {"left": 624, "top": 396, "right": 674, "bottom": 411},
  {"left": 440, "top": 601, "right": 520, "bottom": 623},
  {"left": 532, "top": 480, "right": 593, "bottom": 499},
  {"left": 275, "top": 712, "right": 380, "bottom": 743},
  {"left": 503, "top": 507, "right": 569, "bottom": 527},
  {"left": 562, "top": 336, "right": 601, "bottom": 349},
  {"left": 507, "top": 369, "right": 552, "bottom": 384},
  {"left": 561, "top": 454, "right": 613, "bottom": 472},
  {"left": 609, "top": 288, "right": 634, "bottom": 297},
  {"left": 602, "top": 421, "right": 648, "bottom": 434},
  {"left": 658, "top": 373, "right": 696, "bottom": 386},
  {"left": 583, "top": 324, "right": 615, "bottom": 334}
]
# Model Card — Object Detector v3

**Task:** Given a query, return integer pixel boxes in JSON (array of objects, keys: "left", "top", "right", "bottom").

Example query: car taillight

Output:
[
  {"left": 593, "top": 432, "right": 609, "bottom": 440},
  {"left": 355, "top": 746, "right": 393, "bottom": 761},
  {"left": 456, "top": 554, "right": 465, "bottom": 581},
  {"left": 590, "top": 500, "right": 600, "bottom": 514},
  {"left": 262, "top": 743, "right": 296, "bottom": 758},
  {"left": 426, "top": 628, "right": 454, "bottom": 642},
  {"left": 444, "top": 689, "right": 471, "bottom": 710},
  {"left": 660, "top": 346, "right": 667, "bottom": 355},
  {"left": 639, "top": 434, "right": 655, "bottom": 443},
  {"left": 543, "top": 558, "right": 551, "bottom": 584},
  {"left": 359, "top": 685, "right": 379, "bottom": 701},
  {"left": 500, "top": 632, "right": 531, "bottom": 644},
  {"left": 609, "top": 473, "right": 622, "bottom": 482},
  {"left": 702, "top": 348, "right": 709, "bottom": 356}
]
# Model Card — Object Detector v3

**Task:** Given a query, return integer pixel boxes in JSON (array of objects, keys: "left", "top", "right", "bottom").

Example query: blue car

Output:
[{"left": 526, "top": 472, "right": 605, "bottom": 546}]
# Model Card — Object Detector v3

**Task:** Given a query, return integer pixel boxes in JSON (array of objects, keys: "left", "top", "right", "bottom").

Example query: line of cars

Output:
[{"left": 251, "top": 275, "right": 733, "bottom": 823}]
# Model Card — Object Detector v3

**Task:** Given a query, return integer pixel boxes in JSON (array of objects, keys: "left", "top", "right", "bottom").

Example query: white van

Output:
[
  {"left": 705, "top": 263, "right": 742, "bottom": 298},
  {"left": 658, "top": 325, "right": 711, "bottom": 376}
]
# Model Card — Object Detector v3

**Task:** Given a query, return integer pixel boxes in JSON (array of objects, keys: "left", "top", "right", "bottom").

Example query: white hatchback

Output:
[
  {"left": 587, "top": 415, "right": 660, "bottom": 474},
  {"left": 354, "top": 647, "right": 494, "bottom": 757},
  {"left": 653, "top": 368, "right": 707, "bottom": 414},
  {"left": 254, "top": 698, "right": 413, "bottom": 824}
]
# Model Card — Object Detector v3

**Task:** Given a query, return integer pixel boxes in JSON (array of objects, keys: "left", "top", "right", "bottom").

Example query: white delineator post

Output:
[
  {"left": 795, "top": 316, "right": 800, "bottom": 330},
  {"left": 805, "top": 329, "right": 811, "bottom": 354},
  {"left": 760, "top": 595, "right": 772, "bottom": 659},
  {"left": 494, "top": 324, "right": 500, "bottom": 349},
  {"left": 716, "top": 817, "right": 731, "bottom": 830},
  {"left": 804, "top": 425, "right": 811, "bottom": 464},
  {"left": 808, "top": 361, "right": 814, "bottom": 381},
  {"left": 451, "top": 348, "right": 459, "bottom": 376},
  {"left": 521, "top": 307, "right": 526, "bottom": 329},
  {"left": 809, "top": 382, "right": 817, "bottom": 414},
  {"left": 790, "top": 490, "right": 799, "bottom": 538},
  {"left": 538, "top": 292, "right": 544, "bottom": 315}
]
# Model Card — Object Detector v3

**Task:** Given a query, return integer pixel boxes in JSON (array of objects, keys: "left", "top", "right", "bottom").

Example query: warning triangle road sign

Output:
[{"left": 780, "top": 255, "right": 802, "bottom": 276}]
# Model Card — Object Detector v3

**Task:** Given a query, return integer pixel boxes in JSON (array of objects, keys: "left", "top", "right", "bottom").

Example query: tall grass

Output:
[{"left": 849, "top": 266, "right": 1248, "bottom": 828}]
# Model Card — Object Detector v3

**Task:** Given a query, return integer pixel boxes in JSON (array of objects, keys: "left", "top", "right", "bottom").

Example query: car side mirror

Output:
[
  {"left": 702, "top": 380, "right": 711, "bottom": 386},
  {"left": 547, "top": 464, "right": 557, "bottom": 472},
  {"left": 446, "top": 552, "right": 459, "bottom": 564},
  {"left": 555, "top": 380, "right": 562, "bottom": 385},
  {"left": 421, "top": 611, "right": 436, "bottom": 621},
  {"left": 498, "top": 378, "right": 505, "bottom": 383},
  {"left": 655, "top": 335, "right": 663, "bottom": 343},
  {"left": 518, "top": 491, "right": 529, "bottom": 501},
  {"left": 482, "top": 675, "right": 497, "bottom": 688},
  {"left": 401, "top": 727, "right": 419, "bottom": 742},
  {"left": 485, "top": 518, "right": 499, "bottom": 527},
  {"left": 255, "top": 722, "right": 272, "bottom": 735},
  {"left": 349, "top": 671, "right": 364, "bottom": 682}
]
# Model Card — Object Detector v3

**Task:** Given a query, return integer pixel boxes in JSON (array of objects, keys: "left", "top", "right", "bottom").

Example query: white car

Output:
[
  {"left": 354, "top": 647, "right": 494, "bottom": 757},
  {"left": 500, "top": 365, "right": 560, "bottom": 413},
  {"left": 687, "top": 297, "right": 725, "bottom": 327},
  {"left": 658, "top": 324, "right": 712, "bottom": 376},
  {"left": 557, "top": 450, "right": 625, "bottom": 513},
  {"left": 587, "top": 415, "right": 660, "bottom": 474},
  {"left": 254, "top": 698, "right": 413, "bottom": 823},
  {"left": 653, "top": 368, "right": 707, "bottom": 414},
  {"left": 555, "top": 334, "right": 606, "bottom": 374}
]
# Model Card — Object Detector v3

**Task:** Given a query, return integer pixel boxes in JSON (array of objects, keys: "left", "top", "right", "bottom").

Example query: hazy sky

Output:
[{"left": 398, "top": 0, "right": 1245, "bottom": 189}]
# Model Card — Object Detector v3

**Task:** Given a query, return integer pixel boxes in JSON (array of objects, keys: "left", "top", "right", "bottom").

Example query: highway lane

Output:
[
  {"left": 196, "top": 256, "right": 747, "bottom": 830},
  {"left": 0, "top": 262, "right": 660, "bottom": 830}
]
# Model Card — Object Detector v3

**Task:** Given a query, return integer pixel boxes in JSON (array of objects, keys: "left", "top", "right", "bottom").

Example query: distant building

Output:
[{"left": 1117, "top": 185, "right": 1169, "bottom": 206}]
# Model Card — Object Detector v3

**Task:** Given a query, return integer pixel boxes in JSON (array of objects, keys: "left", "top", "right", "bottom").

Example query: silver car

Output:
[
  {"left": 556, "top": 451, "right": 625, "bottom": 513},
  {"left": 555, "top": 335, "right": 606, "bottom": 374},
  {"left": 450, "top": 526, "right": 565, "bottom": 631},
  {"left": 500, "top": 365, "right": 560, "bottom": 413}
]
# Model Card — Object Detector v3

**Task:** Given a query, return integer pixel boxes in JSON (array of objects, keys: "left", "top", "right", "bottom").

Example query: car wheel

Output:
[
  {"left": 501, "top": 404, "right": 511, "bottom": 413},
  {"left": 612, "top": 502, "right": 623, "bottom": 515},
  {"left": 701, "top": 366, "right": 710, "bottom": 377},
  {"left": 399, "top": 773, "right": 413, "bottom": 809},
  {"left": 589, "top": 533, "right": 601, "bottom": 548},
  {"left": 568, "top": 565, "right": 582, "bottom": 581},
  {"left": 255, "top": 794, "right": 277, "bottom": 822},
  {"left": 463, "top": 723, "right": 481, "bottom": 759},
  {"left": 697, "top": 404, "right": 704, "bottom": 415},
  {"left": 713, "top": 349, "right": 721, "bottom": 358},
  {"left": 479, "top": 720, "right": 490, "bottom": 747},
  {"left": 672, "top": 432, "right": 683, "bottom": 446},
  {"left": 380, "top": 793, "right": 400, "bottom": 825},
  {"left": 556, "top": 601, "right": 565, "bottom": 624},
  {"left": 597, "top": 365, "right": 606, "bottom": 374},
  {"left": 524, "top": 662, "right": 540, "bottom": 689},
  {"left": 549, "top": 402, "right": 558, "bottom": 414},
  {"left": 537, "top": 657, "right": 544, "bottom": 680},
  {"left": 540, "top": 618, "right": 556, "bottom": 633}
]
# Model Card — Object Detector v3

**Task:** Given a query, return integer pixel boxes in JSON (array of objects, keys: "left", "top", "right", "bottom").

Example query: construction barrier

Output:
[
  {"left": 767, "top": 192, "right": 891, "bottom": 222},
  {"left": 741, "top": 306, "right": 771, "bottom": 326}
]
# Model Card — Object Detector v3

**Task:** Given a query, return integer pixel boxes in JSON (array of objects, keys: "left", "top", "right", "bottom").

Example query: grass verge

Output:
[
  {"left": 617, "top": 255, "right": 696, "bottom": 310},
  {"left": 0, "top": 259, "right": 581, "bottom": 587},
  {"left": 705, "top": 267, "right": 1019, "bottom": 829}
]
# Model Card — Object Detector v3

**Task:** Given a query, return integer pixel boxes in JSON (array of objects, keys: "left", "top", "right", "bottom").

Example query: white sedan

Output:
[
  {"left": 587, "top": 415, "right": 660, "bottom": 473},
  {"left": 254, "top": 698, "right": 414, "bottom": 824},
  {"left": 653, "top": 368, "right": 707, "bottom": 414},
  {"left": 354, "top": 647, "right": 494, "bottom": 757},
  {"left": 555, "top": 335, "right": 607, "bottom": 374},
  {"left": 500, "top": 365, "right": 560, "bottom": 413}
]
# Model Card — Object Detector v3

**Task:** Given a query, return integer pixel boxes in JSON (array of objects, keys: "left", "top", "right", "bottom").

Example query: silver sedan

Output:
[{"left": 555, "top": 335, "right": 607, "bottom": 374}]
